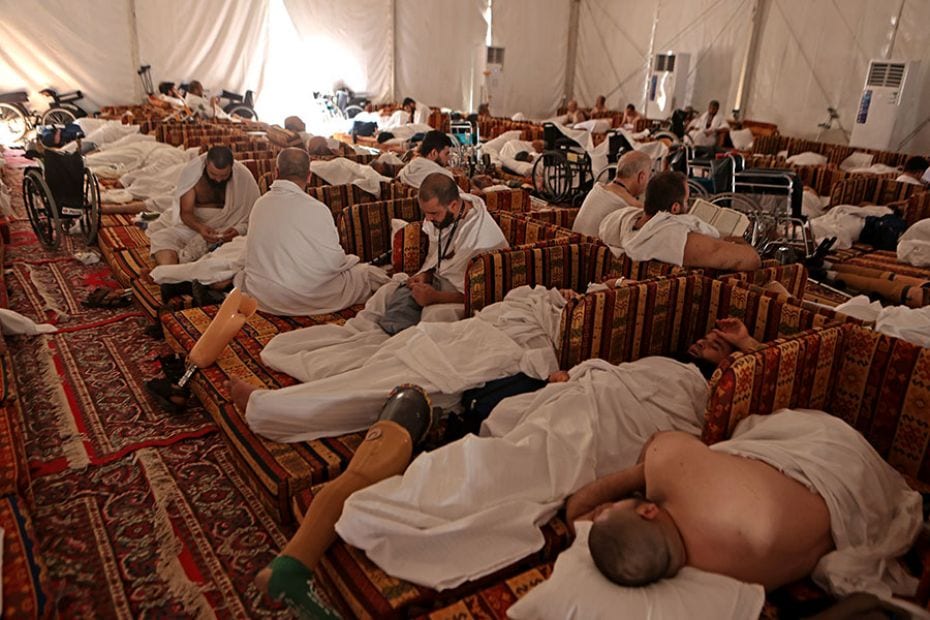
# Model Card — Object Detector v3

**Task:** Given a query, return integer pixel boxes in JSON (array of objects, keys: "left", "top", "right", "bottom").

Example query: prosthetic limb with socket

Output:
[
  {"left": 147, "top": 288, "right": 257, "bottom": 411},
  {"left": 260, "top": 385, "right": 434, "bottom": 619},
  {"left": 828, "top": 263, "right": 930, "bottom": 308}
]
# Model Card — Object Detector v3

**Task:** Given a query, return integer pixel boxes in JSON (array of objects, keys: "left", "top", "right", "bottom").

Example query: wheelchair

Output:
[
  {"left": 22, "top": 133, "right": 100, "bottom": 249},
  {"left": 531, "top": 123, "right": 595, "bottom": 205}
]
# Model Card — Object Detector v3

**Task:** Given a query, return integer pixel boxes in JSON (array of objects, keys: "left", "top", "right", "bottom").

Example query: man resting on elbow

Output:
[{"left": 598, "top": 171, "right": 761, "bottom": 272}]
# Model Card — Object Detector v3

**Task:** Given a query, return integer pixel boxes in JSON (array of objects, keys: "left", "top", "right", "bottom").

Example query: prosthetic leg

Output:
[
  {"left": 146, "top": 288, "right": 257, "bottom": 412},
  {"left": 260, "top": 385, "right": 433, "bottom": 619},
  {"left": 828, "top": 263, "right": 930, "bottom": 307}
]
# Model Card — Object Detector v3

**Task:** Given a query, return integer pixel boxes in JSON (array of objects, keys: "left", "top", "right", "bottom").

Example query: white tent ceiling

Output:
[{"left": 0, "top": 0, "right": 928, "bottom": 153}]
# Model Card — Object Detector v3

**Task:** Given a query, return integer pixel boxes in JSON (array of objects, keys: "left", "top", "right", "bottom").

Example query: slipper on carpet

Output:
[
  {"left": 83, "top": 287, "right": 133, "bottom": 308},
  {"left": 145, "top": 378, "right": 190, "bottom": 414}
]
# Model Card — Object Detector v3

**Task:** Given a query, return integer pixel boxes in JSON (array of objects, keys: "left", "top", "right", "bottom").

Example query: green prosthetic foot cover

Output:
[{"left": 266, "top": 555, "right": 341, "bottom": 619}]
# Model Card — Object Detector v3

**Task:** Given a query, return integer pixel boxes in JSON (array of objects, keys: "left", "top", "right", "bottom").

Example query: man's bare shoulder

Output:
[{"left": 644, "top": 432, "right": 709, "bottom": 496}]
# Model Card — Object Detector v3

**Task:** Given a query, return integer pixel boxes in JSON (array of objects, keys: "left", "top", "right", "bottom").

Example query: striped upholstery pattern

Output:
[
  {"left": 161, "top": 304, "right": 367, "bottom": 522},
  {"left": 718, "top": 261, "right": 808, "bottom": 298},
  {"left": 483, "top": 188, "right": 531, "bottom": 213},
  {"left": 900, "top": 191, "right": 930, "bottom": 227},
  {"left": 239, "top": 158, "right": 276, "bottom": 184},
  {"left": 421, "top": 564, "right": 554, "bottom": 620},
  {"left": 306, "top": 182, "right": 418, "bottom": 218},
  {"left": 337, "top": 198, "right": 421, "bottom": 263},
  {"left": 0, "top": 496, "right": 51, "bottom": 619},
  {"left": 523, "top": 207, "right": 579, "bottom": 229},
  {"left": 840, "top": 250, "right": 930, "bottom": 280},
  {"left": 829, "top": 177, "right": 924, "bottom": 206}
]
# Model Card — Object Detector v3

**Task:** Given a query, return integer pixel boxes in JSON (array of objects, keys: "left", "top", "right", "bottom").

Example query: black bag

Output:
[
  {"left": 860, "top": 214, "right": 908, "bottom": 251},
  {"left": 446, "top": 373, "right": 548, "bottom": 441},
  {"left": 353, "top": 120, "right": 378, "bottom": 137}
]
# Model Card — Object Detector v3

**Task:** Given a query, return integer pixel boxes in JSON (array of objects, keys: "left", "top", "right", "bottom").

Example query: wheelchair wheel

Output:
[
  {"left": 22, "top": 169, "right": 62, "bottom": 249},
  {"left": 709, "top": 193, "right": 766, "bottom": 245},
  {"left": 687, "top": 178, "right": 710, "bottom": 200},
  {"left": 41, "top": 106, "right": 76, "bottom": 126},
  {"left": 226, "top": 104, "right": 257, "bottom": 121},
  {"left": 344, "top": 105, "right": 364, "bottom": 119},
  {"left": 80, "top": 169, "right": 101, "bottom": 245},
  {"left": 531, "top": 151, "right": 573, "bottom": 203},
  {"left": 0, "top": 103, "right": 28, "bottom": 144},
  {"left": 595, "top": 165, "right": 616, "bottom": 184}
]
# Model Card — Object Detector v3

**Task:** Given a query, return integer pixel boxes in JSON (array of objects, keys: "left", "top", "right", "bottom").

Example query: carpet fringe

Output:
[
  {"left": 35, "top": 335, "right": 90, "bottom": 470},
  {"left": 136, "top": 448, "right": 215, "bottom": 620},
  {"left": 24, "top": 263, "right": 70, "bottom": 320}
]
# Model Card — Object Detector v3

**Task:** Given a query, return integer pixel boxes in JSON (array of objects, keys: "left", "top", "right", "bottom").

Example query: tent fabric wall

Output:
[
  {"left": 746, "top": 0, "right": 930, "bottom": 154},
  {"left": 282, "top": 0, "right": 393, "bottom": 102},
  {"left": 489, "top": 0, "right": 570, "bottom": 118},
  {"left": 394, "top": 0, "right": 488, "bottom": 111},
  {"left": 135, "top": 0, "right": 270, "bottom": 101},
  {"left": 0, "top": 0, "right": 138, "bottom": 110}
]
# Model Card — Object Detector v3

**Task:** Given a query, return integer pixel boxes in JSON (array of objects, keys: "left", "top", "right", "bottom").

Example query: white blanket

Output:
[
  {"left": 787, "top": 151, "right": 828, "bottom": 166},
  {"left": 309, "top": 157, "right": 389, "bottom": 196},
  {"left": 0, "top": 309, "right": 56, "bottom": 335},
  {"left": 836, "top": 296, "right": 930, "bottom": 348},
  {"left": 396, "top": 156, "right": 454, "bottom": 188},
  {"left": 481, "top": 130, "right": 524, "bottom": 165},
  {"left": 898, "top": 219, "right": 930, "bottom": 267},
  {"left": 145, "top": 154, "right": 259, "bottom": 260},
  {"left": 571, "top": 118, "right": 612, "bottom": 133},
  {"left": 247, "top": 286, "right": 567, "bottom": 442},
  {"left": 802, "top": 188, "right": 830, "bottom": 219},
  {"left": 573, "top": 183, "right": 635, "bottom": 237},
  {"left": 809, "top": 205, "right": 892, "bottom": 250},
  {"left": 714, "top": 409, "right": 922, "bottom": 598},
  {"left": 336, "top": 357, "right": 708, "bottom": 589},
  {"left": 598, "top": 207, "right": 719, "bottom": 265}
]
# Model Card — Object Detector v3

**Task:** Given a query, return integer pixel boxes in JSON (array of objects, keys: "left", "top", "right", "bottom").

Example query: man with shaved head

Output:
[
  {"left": 231, "top": 147, "right": 389, "bottom": 315},
  {"left": 573, "top": 151, "right": 652, "bottom": 238}
]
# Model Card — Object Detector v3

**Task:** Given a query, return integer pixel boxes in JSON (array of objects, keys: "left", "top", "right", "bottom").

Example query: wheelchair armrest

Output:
[
  {"left": 59, "top": 90, "right": 83, "bottom": 102},
  {"left": 39, "top": 88, "right": 57, "bottom": 99},
  {"left": 220, "top": 90, "right": 243, "bottom": 102}
]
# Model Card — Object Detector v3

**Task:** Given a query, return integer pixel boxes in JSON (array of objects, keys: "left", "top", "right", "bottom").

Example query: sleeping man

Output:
[
  {"left": 599, "top": 170, "right": 761, "bottom": 272},
  {"left": 577, "top": 408, "right": 921, "bottom": 599},
  {"left": 254, "top": 316, "right": 772, "bottom": 616}
]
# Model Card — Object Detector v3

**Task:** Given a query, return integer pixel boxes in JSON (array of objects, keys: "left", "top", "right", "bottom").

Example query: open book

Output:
[{"left": 689, "top": 198, "right": 750, "bottom": 238}]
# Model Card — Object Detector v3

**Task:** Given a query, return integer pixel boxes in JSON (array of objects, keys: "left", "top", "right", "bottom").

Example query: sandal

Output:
[
  {"left": 145, "top": 378, "right": 190, "bottom": 413},
  {"left": 157, "top": 354, "right": 187, "bottom": 383},
  {"left": 83, "top": 287, "right": 133, "bottom": 309}
]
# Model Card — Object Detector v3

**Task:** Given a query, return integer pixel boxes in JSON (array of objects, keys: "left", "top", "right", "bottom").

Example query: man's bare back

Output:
[{"left": 647, "top": 432, "right": 834, "bottom": 590}]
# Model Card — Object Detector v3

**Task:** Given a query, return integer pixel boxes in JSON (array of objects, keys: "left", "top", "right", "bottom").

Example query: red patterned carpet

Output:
[{"left": 2, "top": 157, "right": 291, "bottom": 617}]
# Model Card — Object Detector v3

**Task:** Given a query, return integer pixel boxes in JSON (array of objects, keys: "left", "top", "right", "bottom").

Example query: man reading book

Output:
[{"left": 598, "top": 172, "right": 761, "bottom": 272}]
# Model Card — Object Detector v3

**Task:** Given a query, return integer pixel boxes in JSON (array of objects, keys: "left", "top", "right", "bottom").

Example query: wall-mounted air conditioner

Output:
[
  {"left": 646, "top": 52, "right": 690, "bottom": 119},
  {"left": 850, "top": 59, "right": 918, "bottom": 150}
]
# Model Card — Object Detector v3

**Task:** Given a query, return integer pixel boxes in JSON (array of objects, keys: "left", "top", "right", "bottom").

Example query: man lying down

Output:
[{"left": 252, "top": 318, "right": 771, "bottom": 616}]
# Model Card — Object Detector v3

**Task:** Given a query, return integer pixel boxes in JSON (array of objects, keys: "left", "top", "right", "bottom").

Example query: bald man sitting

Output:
[
  {"left": 572, "top": 151, "right": 651, "bottom": 238},
  {"left": 599, "top": 171, "right": 761, "bottom": 272},
  {"left": 571, "top": 409, "right": 921, "bottom": 597}
]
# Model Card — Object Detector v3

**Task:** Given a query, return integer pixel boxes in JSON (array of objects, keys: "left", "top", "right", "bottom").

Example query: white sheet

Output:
[
  {"left": 480, "top": 130, "right": 524, "bottom": 165},
  {"left": 898, "top": 219, "right": 930, "bottom": 267},
  {"left": 336, "top": 357, "right": 708, "bottom": 589},
  {"left": 836, "top": 296, "right": 930, "bottom": 348},
  {"left": 787, "top": 151, "right": 828, "bottom": 166},
  {"left": 809, "top": 205, "right": 892, "bottom": 250},
  {"left": 598, "top": 207, "right": 719, "bottom": 265},
  {"left": 248, "top": 286, "right": 566, "bottom": 443},
  {"left": 396, "top": 157, "right": 454, "bottom": 189},
  {"left": 715, "top": 409, "right": 922, "bottom": 598},
  {"left": 0, "top": 309, "right": 57, "bottom": 335},
  {"left": 308, "top": 157, "right": 389, "bottom": 196}
]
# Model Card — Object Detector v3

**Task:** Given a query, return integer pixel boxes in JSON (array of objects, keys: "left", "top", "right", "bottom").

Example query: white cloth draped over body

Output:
[
  {"left": 713, "top": 409, "right": 922, "bottom": 599},
  {"left": 498, "top": 139, "right": 541, "bottom": 177},
  {"left": 336, "top": 357, "right": 709, "bottom": 590},
  {"left": 572, "top": 184, "right": 636, "bottom": 237},
  {"left": 93, "top": 136, "right": 200, "bottom": 204},
  {"left": 598, "top": 206, "right": 719, "bottom": 265},
  {"left": 898, "top": 219, "right": 930, "bottom": 267},
  {"left": 412, "top": 101, "right": 432, "bottom": 126},
  {"left": 835, "top": 296, "right": 930, "bottom": 348},
  {"left": 397, "top": 156, "right": 455, "bottom": 188},
  {"left": 378, "top": 123, "right": 433, "bottom": 146},
  {"left": 247, "top": 285, "right": 564, "bottom": 443},
  {"left": 150, "top": 180, "right": 390, "bottom": 315},
  {"left": 571, "top": 118, "right": 611, "bottom": 133},
  {"left": 308, "top": 157, "right": 389, "bottom": 196},
  {"left": 145, "top": 154, "right": 259, "bottom": 261},
  {"left": 481, "top": 130, "right": 523, "bottom": 166},
  {"left": 809, "top": 205, "right": 892, "bottom": 250},
  {"left": 687, "top": 112, "right": 729, "bottom": 147}
]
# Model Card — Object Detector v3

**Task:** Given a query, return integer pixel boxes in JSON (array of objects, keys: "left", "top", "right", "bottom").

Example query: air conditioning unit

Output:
[
  {"left": 646, "top": 52, "right": 690, "bottom": 119},
  {"left": 850, "top": 59, "right": 918, "bottom": 150}
]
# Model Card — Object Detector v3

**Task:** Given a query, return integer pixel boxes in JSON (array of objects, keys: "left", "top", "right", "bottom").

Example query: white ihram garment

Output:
[
  {"left": 396, "top": 156, "right": 454, "bottom": 188},
  {"left": 598, "top": 207, "right": 719, "bottom": 265},
  {"left": 572, "top": 183, "right": 635, "bottom": 237},
  {"left": 898, "top": 219, "right": 930, "bottom": 267}
]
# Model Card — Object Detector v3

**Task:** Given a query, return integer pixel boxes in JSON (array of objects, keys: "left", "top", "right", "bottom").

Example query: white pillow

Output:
[
  {"left": 507, "top": 522, "right": 765, "bottom": 620},
  {"left": 786, "top": 151, "right": 828, "bottom": 166},
  {"left": 730, "top": 128, "right": 754, "bottom": 150}
]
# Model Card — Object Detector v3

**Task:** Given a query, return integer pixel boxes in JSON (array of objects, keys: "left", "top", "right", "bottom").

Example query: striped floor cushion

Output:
[
  {"left": 0, "top": 496, "right": 52, "bottom": 619},
  {"left": 99, "top": 213, "right": 139, "bottom": 227},
  {"left": 107, "top": 246, "right": 153, "bottom": 287},
  {"left": 129, "top": 277, "right": 194, "bottom": 322},
  {"left": 98, "top": 226, "right": 150, "bottom": 275},
  {"left": 161, "top": 304, "right": 368, "bottom": 522},
  {"left": 289, "top": 484, "right": 572, "bottom": 619}
]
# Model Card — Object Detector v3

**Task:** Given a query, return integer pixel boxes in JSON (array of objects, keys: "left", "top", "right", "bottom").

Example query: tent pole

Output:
[
  {"left": 563, "top": 0, "right": 581, "bottom": 105},
  {"left": 642, "top": 0, "right": 660, "bottom": 116},
  {"left": 391, "top": 0, "right": 398, "bottom": 102},
  {"left": 733, "top": 0, "right": 766, "bottom": 120},
  {"left": 127, "top": 0, "right": 143, "bottom": 101},
  {"left": 883, "top": 0, "right": 906, "bottom": 59}
]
